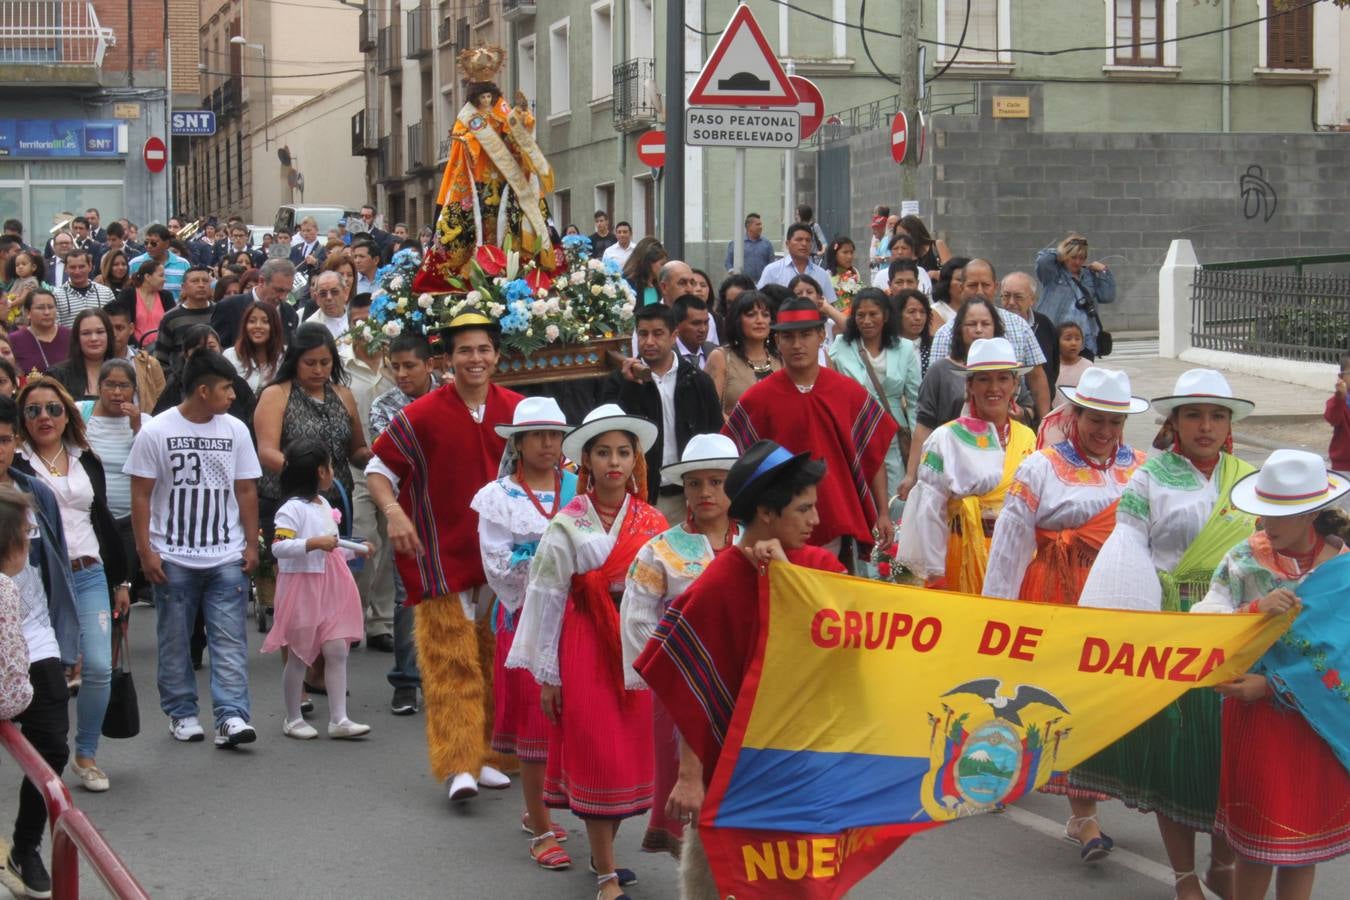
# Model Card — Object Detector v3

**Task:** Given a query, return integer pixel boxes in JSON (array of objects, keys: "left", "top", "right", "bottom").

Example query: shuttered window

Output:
[
  {"left": 1114, "top": 0, "right": 1163, "bottom": 66},
  {"left": 1267, "top": 3, "right": 1313, "bottom": 69},
  {"left": 942, "top": 0, "right": 1000, "bottom": 62}
]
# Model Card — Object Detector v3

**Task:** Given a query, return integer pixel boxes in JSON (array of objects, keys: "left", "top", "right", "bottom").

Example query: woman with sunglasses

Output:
[{"left": 14, "top": 377, "right": 127, "bottom": 794}]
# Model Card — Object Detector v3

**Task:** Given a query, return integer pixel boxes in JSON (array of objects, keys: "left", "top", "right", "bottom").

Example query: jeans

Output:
[
  {"left": 70, "top": 563, "right": 112, "bottom": 760},
  {"left": 386, "top": 572, "right": 420, "bottom": 689},
  {"left": 155, "top": 559, "right": 251, "bottom": 727},
  {"left": 12, "top": 658, "right": 69, "bottom": 853}
]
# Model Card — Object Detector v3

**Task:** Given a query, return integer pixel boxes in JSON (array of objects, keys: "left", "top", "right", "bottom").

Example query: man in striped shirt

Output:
[{"left": 127, "top": 224, "right": 191, "bottom": 302}]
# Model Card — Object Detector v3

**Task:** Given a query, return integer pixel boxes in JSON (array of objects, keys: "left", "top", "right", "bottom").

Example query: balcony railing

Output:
[
  {"left": 407, "top": 122, "right": 426, "bottom": 171},
  {"left": 406, "top": 7, "right": 430, "bottom": 59},
  {"left": 376, "top": 25, "right": 399, "bottom": 75},
  {"left": 439, "top": 136, "right": 451, "bottom": 162},
  {"left": 206, "top": 78, "right": 241, "bottom": 120},
  {"left": 612, "top": 57, "right": 657, "bottom": 132},
  {"left": 377, "top": 134, "right": 402, "bottom": 182},
  {"left": 472, "top": 0, "right": 491, "bottom": 26},
  {"left": 357, "top": 8, "right": 375, "bottom": 53},
  {"left": 351, "top": 109, "right": 378, "bottom": 156},
  {"left": 503, "top": 0, "right": 536, "bottom": 21},
  {"left": 437, "top": 17, "right": 452, "bottom": 46},
  {"left": 0, "top": 0, "right": 116, "bottom": 67}
]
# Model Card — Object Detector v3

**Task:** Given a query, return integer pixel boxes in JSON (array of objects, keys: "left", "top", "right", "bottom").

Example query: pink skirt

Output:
[
  {"left": 491, "top": 608, "right": 550, "bottom": 764},
  {"left": 544, "top": 599, "right": 654, "bottom": 820},
  {"left": 1217, "top": 695, "right": 1350, "bottom": 865},
  {"left": 261, "top": 552, "right": 364, "bottom": 665}
]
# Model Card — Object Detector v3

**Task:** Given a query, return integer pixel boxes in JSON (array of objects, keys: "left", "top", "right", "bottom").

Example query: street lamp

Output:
[{"left": 230, "top": 35, "right": 270, "bottom": 150}]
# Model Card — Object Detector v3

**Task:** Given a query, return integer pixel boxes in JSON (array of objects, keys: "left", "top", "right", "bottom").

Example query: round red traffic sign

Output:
[
  {"left": 789, "top": 75, "right": 824, "bottom": 140},
  {"left": 890, "top": 111, "right": 909, "bottom": 165},
  {"left": 143, "top": 136, "right": 167, "bottom": 174},
  {"left": 636, "top": 131, "right": 665, "bottom": 169}
]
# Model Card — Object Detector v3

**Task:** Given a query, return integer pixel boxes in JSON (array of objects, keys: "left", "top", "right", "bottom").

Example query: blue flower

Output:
[
  {"left": 603, "top": 258, "right": 621, "bottom": 275},
  {"left": 562, "top": 234, "right": 591, "bottom": 256},
  {"left": 504, "top": 279, "right": 534, "bottom": 302}
]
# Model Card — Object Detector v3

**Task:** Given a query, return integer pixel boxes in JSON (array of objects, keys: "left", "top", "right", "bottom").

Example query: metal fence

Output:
[
  {"left": 1191, "top": 259, "right": 1350, "bottom": 365},
  {"left": 802, "top": 82, "right": 978, "bottom": 150},
  {"left": 0, "top": 0, "right": 116, "bottom": 66}
]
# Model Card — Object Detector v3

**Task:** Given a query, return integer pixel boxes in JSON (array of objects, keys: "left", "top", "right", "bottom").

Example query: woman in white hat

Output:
[
  {"left": 619, "top": 433, "right": 741, "bottom": 858},
  {"left": 1077, "top": 369, "right": 1258, "bottom": 900},
  {"left": 983, "top": 367, "right": 1149, "bottom": 861},
  {"left": 469, "top": 397, "right": 577, "bottom": 871},
  {"left": 507, "top": 403, "right": 667, "bottom": 900},
  {"left": 896, "top": 336, "right": 1036, "bottom": 593},
  {"left": 1191, "top": 449, "right": 1350, "bottom": 899}
]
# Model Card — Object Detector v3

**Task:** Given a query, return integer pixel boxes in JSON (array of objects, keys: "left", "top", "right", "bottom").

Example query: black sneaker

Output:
[
  {"left": 390, "top": 686, "right": 418, "bottom": 715},
  {"left": 7, "top": 847, "right": 52, "bottom": 899}
]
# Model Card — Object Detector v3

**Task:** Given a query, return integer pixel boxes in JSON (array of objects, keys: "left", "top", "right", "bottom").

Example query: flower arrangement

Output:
[
  {"left": 350, "top": 238, "right": 636, "bottom": 359},
  {"left": 831, "top": 268, "right": 863, "bottom": 314},
  {"left": 870, "top": 542, "right": 923, "bottom": 586}
]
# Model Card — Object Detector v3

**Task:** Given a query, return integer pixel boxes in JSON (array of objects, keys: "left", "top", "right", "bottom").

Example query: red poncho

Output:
[{"left": 371, "top": 382, "right": 522, "bottom": 601}]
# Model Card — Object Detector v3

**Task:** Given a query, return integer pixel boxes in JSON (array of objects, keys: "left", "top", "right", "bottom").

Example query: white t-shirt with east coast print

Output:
[{"left": 124, "top": 408, "right": 262, "bottom": 569}]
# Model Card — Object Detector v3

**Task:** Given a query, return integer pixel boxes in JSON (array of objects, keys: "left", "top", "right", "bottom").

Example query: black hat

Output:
[
  {"left": 725, "top": 440, "right": 812, "bottom": 521},
  {"left": 438, "top": 306, "right": 500, "bottom": 344},
  {"left": 769, "top": 296, "right": 825, "bottom": 332}
]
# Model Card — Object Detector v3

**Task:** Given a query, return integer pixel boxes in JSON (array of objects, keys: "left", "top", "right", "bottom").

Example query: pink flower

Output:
[
  {"left": 1324, "top": 670, "right": 1342, "bottom": 691},
  {"left": 330, "top": 508, "right": 343, "bottom": 526}
]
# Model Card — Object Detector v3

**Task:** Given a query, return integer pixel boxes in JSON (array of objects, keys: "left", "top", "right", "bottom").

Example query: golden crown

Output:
[{"left": 458, "top": 45, "right": 506, "bottom": 82}]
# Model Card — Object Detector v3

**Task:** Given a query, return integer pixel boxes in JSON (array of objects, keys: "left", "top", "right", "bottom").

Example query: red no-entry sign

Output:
[
  {"left": 636, "top": 130, "right": 665, "bottom": 168},
  {"left": 143, "top": 136, "right": 167, "bottom": 173},
  {"left": 890, "top": 112, "right": 909, "bottom": 165}
]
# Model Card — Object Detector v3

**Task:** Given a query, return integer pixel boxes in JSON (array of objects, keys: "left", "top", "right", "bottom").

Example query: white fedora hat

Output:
[
  {"left": 1230, "top": 448, "right": 1350, "bottom": 517},
  {"left": 1151, "top": 369, "right": 1255, "bottom": 421},
  {"left": 561, "top": 403, "right": 659, "bottom": 463},
  {"left": 661, "top": 433, "right": 740, "bottom": 482},
  {"left": 493, "top": 396, "right": 570, "bottom": 439},
  {"left": 1059, "top": 367, "right": 1149, "bottom": 415},
  {"left": 959, "top": 337, "right": 1031, "bottom": 376}
]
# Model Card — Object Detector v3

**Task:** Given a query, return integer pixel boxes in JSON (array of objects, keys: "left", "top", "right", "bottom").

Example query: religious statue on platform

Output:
[{"left": 413, "top": 45, "right": 556, "bottom": 294}]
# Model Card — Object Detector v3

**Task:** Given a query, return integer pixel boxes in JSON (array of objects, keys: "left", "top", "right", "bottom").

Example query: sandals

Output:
[
  {"left": 1203, "top": 860, "right": 1235, "bottom": 900},
  {"left": 1064, "top": 815, "right": 1114, "bottom": 863},
  {"left": 529, "top": 833, "right": 571, "bottom": 871},
  {"left": 520, "top": 812, "right": 568, "bottom": 842},
  {"left": 595, "top": 872, "right": 631, "bottom": 900},
  {"left": 588, "top": 860, "right": 637, "bottom": 886}
]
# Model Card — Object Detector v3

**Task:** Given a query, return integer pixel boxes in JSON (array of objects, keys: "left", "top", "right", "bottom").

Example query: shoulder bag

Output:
[{"left": 102, "top": 616, "right": 140, "bottom": 739}]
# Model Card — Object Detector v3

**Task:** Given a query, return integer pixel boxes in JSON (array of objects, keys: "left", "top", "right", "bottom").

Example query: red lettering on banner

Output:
[
  {"left": 842, "top": 611, "right": 863, "bottom": 648},
  {"left": 1139, "top": 643, "right": 1171, "bottom": 679},
  {"left": 887, "top": 612, "right": 913, "bottom": 647},
  {"left": 1104, "top": 643, "right": 1135, "bottom": 676},
  {"left": 811, "top": 609, "right": 840, "bottom": 648},
  {"left": 1009, "top": 626, "right": 1042, "bottom": 661},
  {"left": 977, "top": 620, "right": 1040, "bottom": 661},
  {"left": 1197, "top": 647, "right": 1225, "bottom": 679},
  {"left": 864, "top": 612, "right": 886, "bottom": 649},
  {"left": 1168, "top": 646, "right": 1201, "bottom": 682},
  {"left": 913, "top": 617, "right": 942, "bottom": 652},
  {"left": 1079, "top": 636, "right": 1109, "bottom": 672},
  {"left": 978, "top": 620, "right": 1012, "bottom": 656}
]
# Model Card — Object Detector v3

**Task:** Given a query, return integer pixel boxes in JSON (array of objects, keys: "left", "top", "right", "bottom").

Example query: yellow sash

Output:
[
  {"left": 944, "top": 421, "right": 1036, "bottom": 593},
  {"left": 455, "top": 101, "right": 553, "bottom": 257}
]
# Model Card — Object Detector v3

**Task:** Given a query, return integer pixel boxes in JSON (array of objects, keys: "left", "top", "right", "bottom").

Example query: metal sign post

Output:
[
  {"left": 733, "top": 148, "right": 745, "bottom": 272},
  {"left": 783, "top": 60, "right": 795, "bottom": 241}
]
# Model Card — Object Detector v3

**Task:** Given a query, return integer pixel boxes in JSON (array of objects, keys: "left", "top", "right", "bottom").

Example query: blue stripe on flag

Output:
[{"left": 714, "top": 748, "right": 933, "bottom": 833}]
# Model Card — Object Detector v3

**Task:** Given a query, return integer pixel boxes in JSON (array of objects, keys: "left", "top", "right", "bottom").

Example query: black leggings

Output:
[{"left": 12, "top": 658, "right": 70, "bottom": 853}]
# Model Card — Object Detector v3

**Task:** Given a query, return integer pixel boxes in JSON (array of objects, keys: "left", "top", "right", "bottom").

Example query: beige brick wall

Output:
[{"left": 168, "top": 0, "right": 200, "bottom": 96}]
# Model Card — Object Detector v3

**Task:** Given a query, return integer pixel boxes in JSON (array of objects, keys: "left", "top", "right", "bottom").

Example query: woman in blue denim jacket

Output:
[{"left": 1034, "top": 234, "right": 1116, "bottom": 358}]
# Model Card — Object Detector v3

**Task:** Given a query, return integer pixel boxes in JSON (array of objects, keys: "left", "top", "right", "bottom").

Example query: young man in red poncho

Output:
[
  {"left": 723, "top": 296, "right": 897, "bottom": 571},
  {"left": 635, "top": 440, "right": 846, "bottom": 898},
  {"left": 366, "top": 309, "right": 523, "bottom": 803}
]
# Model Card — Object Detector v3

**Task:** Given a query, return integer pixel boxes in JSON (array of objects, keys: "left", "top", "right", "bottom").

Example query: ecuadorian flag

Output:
[{"left": 696, "top": 562, "right": 1290, "bottom": 899}]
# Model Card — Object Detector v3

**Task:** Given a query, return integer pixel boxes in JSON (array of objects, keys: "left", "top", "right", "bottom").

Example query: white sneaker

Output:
[
  {"left": 478, "top": 765, "right": 511, "bottom": 790},
  {"left": 327, "top": 719, "right": 371, "bottom": 739},
  {"left": 214, "top": 716, "right": 257, "bottom": 748},
  {"left": 169, "top": 716, "right": 205, "bottom": 743},
  {"left": 283, "top": 718, "right": 319, "bottom": 740},
  {"left": 448, "top": 771, "right": 479, "bottom": 802}
]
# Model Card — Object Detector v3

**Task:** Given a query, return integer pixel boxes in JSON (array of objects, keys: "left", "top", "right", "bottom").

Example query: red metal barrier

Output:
[{"left": 0, "top": 721, "right": 149, "bottom": 899}]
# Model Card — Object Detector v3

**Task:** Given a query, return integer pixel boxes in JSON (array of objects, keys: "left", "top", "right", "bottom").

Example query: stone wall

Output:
[{"left": 809, "top": 82, "right": 1350, "bottom": 332}]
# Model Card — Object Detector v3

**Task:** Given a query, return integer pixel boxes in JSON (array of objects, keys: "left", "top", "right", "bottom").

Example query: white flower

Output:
[
  {"left": 587, "top": 258, "right": 603, "bottom": 272},
  {"left": 417, "top": 293, "right": 434, "bottom": 309},
  {"left": 602, "top": 283, "right": 616, "bottom": 299},
  {"left": 489, "top": 302, "right": 505, "bottom": 317},
  {"left": 570, "top": 271, "right": 586, "bottom": 285},
  {"left": 466, "top": 289, "right": 482, "bottom": 305},
  {"left": 383, "top": 321, "right": 403, "bottom": 337},
  {"left": 389, "top": 276, "right": 404, "bottom": 290},
  {"left": 536, "top": 288, "right": 548, "bottom": 299},
  {"left": 545, "top": 324, "right": 560, "bottom": 342},
  {"left": 590, "top": 284, "right": 602, "bottom": 296}
]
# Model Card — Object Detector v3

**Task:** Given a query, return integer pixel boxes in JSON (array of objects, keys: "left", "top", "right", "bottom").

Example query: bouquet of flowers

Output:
[
  {"left": 870, "top": 541, "right": 923, "bottom": 586},
  {"left": 348, "top": 250, "right": 453, "bottom": 352},
  {"left": 831, "top": 267, "right": 863, "bottom": 314}
]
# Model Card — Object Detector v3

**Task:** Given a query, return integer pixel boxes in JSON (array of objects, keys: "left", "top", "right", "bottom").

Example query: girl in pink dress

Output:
[{"left": 262, "top": 439, "right": 371, "bottom": 740}]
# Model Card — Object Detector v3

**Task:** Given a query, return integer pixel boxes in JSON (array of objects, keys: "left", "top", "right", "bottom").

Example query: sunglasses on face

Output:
[
  {"left": 23, "top": 402, "right": 65, "bottom": 420},
  {"left": 314, "top": 288, "right": 343, "bottom": 298}
]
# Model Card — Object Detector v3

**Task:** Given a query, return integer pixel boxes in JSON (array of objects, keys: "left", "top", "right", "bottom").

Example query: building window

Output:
[
  {"left": 553, "top": 189, "right": 571, "bottom": 231},
  {"left": 594, "top": 182, "right": 614, "bottom": 225},
  {"left": 549, "top": 19, "right": 571, "bottom": 116},
  {"left": 591, "top": 2, "right": 613, "bottom": 102},
  {"left": 1266, "top": 1, "right": 1313, "bottom": 69},
  {"left": 937, "top": 0, "right": 1010, "bottom": 65},
  {"left": 629, "top": 0, "right": 653, "bottom": 60},
  {"left": 517, "top": 34, "right": 536, "bottom": 105},
  {"left": 1114, "top": 0, "right": 1164, "bottom": 65}
]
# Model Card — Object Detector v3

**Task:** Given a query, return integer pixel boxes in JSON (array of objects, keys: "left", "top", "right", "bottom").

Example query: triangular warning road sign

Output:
[{"left": 687, "top": 5, "right": 797, "bottom": 107}]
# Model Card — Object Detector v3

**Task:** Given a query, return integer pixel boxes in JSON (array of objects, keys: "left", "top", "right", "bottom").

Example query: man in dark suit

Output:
[
  {"left": 85, "top": 207, "right": 107, "bottom": 244},
  {"left": 289, "top": 216, "right": 327, "bottom": 274},
  {"left": 1001, "top": 270, "right": 1060, "bottom": 394},
  {"left": 210, "top": 257, "right": 299, "bottom": 347},
  {"left": 358, "top": 205, "right": 391, "bottom": 255},
  {"left": 599, "top": 303, "right": 722, "bottom": 523},
  {"left": 45, "top": 231, "right": 74, "bottom": 286},
  {"left": 214, "top": 221, "right": 263, "bottom": 269},
  {"left": 671, "top": 294, "right": 717, "bottom": 371}
]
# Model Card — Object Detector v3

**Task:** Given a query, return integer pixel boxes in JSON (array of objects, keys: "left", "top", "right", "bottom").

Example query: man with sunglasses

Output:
[
  {"left": 126, "top": 224, "right": 191, "bottom": 302},
  {"left": 301, "top": 271, "right": 349, "bottom": 339}
]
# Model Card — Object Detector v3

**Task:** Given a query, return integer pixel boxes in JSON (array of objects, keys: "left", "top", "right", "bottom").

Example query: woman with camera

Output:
[{"left": 1035, "top": 233, "right": 1116, "bottom": 360}]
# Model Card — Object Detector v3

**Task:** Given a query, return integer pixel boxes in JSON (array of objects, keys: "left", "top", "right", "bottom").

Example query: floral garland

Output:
[
  {"left": 350, "top": 237, "right": 635, "bottom": 357},
  {"left": 871, "top": 541, "right": 923, "bottom": 586}
]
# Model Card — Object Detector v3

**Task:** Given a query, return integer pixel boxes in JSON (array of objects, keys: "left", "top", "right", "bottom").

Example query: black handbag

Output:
[
  {"left": 1075, "top": 288, "right": 1113, "bottom": 358},
  {"left": 102, "top": 617, "right": 140, "bottom": 739}
]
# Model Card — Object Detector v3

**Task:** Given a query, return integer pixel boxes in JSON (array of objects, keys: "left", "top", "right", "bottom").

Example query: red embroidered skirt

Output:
[
  {"left": 490, "top": 609, "right": 550, "bottom": 764},
  {"left": 1217, "top": 695, "right": 1350, "bottom": 865},
  {"left": 544, "top": 599, "right": 654, "bottom": 819}
]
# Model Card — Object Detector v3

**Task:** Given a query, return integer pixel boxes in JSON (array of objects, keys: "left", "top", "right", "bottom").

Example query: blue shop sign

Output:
[
  {"left": 171, "top": 111, "right": 216, "bottom": 136},
  {"left": 0, "top": 119, "right": 127, "bottom": 158}
]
